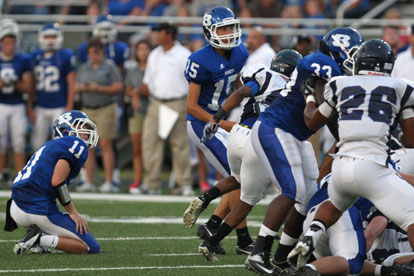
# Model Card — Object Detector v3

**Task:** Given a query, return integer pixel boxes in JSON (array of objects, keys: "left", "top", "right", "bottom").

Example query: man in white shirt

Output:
[
  {"left": 139, "top": 23, "right": 193, "bottom": 195},
  {"left": 245, "top": 26, "right": 276, "bottom": 67},
  {"left": 392, "top": 24, "right": 414, "bottom": 82}
]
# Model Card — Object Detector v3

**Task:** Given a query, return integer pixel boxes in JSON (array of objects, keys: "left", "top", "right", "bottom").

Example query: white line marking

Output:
[
  {"left": 0, "top": 214, "right": 264, "bottom": 227},
  {"left": 147, "top": 253, "right": 200, "bottom": 256},
  {"left": 0, "top": 191, "right": 277, "bottom": 205},
  {"left": 0, "top": 236, "right": 237, "bottom": 243},
  {"left": 0, "top": 265, "right": 245, "bottom": 273}
]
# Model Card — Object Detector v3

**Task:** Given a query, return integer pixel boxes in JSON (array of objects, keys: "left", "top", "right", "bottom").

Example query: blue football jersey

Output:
[
  {"left": 31, "top": 49, "right": 76, "bottom": 108},
  {"left": 260, "top": 51, "right": 342, "bottom": 141},
  {"left": 239, "top": 64, "right": 287, "bottom": 128},
  {"left": 185, "top": 44, "right": 249, "bottom": 121},
  {"left": 77, "top": 41, "right": 130, "bottom": 66},
  {"left": 0, "top": 53, "right": 31, "bottom": 104},
  {"left": 12, "top": 136, "right": 88, "bottom": 215}
]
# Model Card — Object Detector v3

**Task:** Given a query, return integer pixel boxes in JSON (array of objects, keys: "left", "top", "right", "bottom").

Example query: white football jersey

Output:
[
  {"left": 319, "top": 75, "right": 414, "bottom": 166},
  {"left": 241, "top": 63, "right": 287, "bottom": 102}
]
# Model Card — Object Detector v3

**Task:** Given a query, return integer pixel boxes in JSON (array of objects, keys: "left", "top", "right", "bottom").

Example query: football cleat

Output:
[
  {"left": 196, "top": 223, "right": 214, "bottom": 239},
  {"left": 245, "top": 251, "right": 277, "bottom": 275},
  {"left": 292, "top": 266, "right": 321, "bottom": 276},
  {"left": 288, "top": 236, "right": 314, "bottom": 268},
  {"left": 382, "top": 263, "right": 414, "bottom": 276},
  {"left": 30, "top": 245, "right": 52, "bottom": 254},
  {"left": 14, "top": 225, "right": 42, "bottom": 255},
  {"left": 183, "top": 197, "right": 206, "bottom": 228},
  {"left": 236, "top": 241, "right": 255, "bottom": 255},
  {"left": 199, "top": 240, "right": 219, "bottom": 262}
]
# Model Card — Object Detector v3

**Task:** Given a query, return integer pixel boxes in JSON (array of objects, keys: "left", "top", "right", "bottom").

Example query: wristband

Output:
[
  {"left": 306, "top": 95, "right": 316, "bottom": 104},
  {"left": 212, "top": 108, "right": 228, "bottom": 122}
]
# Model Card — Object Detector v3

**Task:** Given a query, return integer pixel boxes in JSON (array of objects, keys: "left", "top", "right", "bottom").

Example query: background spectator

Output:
[
  {"left": 382, "top": 25, "right": 402, "bottom": 55},
  {"left": 125, "top": 39, "right": 151, "bottom": 194},
  {"left": 392, "top": 24, "right": 414, "bottom": 82},
  {"left": 140, "top": 23, "right": 193, "bottom": 195},
  {"left": 75, "top": 38, "right": 123, "bottom": 193},
  {"left": 245, "top": 26, "right": 276, "bottom": 67}
]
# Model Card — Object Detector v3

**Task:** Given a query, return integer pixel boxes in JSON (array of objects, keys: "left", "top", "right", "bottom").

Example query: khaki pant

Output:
[
  {"left": 142, "top": 98, "right": 191, "bottom": 190},
  {"left": 82, "top": 103, "right": 118, "bottom": 140}
]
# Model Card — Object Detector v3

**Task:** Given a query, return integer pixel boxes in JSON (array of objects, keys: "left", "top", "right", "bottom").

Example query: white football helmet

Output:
[
  {"left": 38, "top": 22, "right": 63, "bottom": 51},
  {"left": 92, "top": 15, "right": 117, "bottom": 44},
  {"left": 0, "top": 18, "right": 20, "bottom": 41}
]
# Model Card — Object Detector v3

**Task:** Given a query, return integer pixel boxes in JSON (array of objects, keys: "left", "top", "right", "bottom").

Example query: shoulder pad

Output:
[{"left": 242, "top": 63, "right": 267, "bottom": 84}]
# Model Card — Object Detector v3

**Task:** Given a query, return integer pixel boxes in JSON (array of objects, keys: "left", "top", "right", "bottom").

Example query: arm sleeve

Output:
[{"left": 245, "top": 80, "right": 260, "bottom": 96}]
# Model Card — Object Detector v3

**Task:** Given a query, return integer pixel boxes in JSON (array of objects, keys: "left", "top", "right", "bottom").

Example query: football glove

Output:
[
  {"left": 303, "top": 77, "right": 316, "bottom": 98},
  {"left": 201, "top": 122, "right": 219, "bottom": 143}
]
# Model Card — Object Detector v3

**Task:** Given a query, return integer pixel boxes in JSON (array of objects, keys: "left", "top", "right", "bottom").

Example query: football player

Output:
[
  {"left": 183, "top": 50, "right": 302, "bottom": 262},
  {"left": 244, "top": 27, "right": 364, "bottom": 275},
  {"left": 6, "top": 110, "right": 100, "bottom": 254},
  {"left": 290, "top": 39, "right": 414, "bottom": 273},
  {"left": 31, "top": 22, "right": 77, "bottom": 150},
  {"left": 185, "top": 6, "right": 253, "bottom": 254},
  {"left": 77, "top": 15, "right": 129, "bottom": 68},
  {"left": 0, "top": 19, "right": 32, "bottom": 179}
]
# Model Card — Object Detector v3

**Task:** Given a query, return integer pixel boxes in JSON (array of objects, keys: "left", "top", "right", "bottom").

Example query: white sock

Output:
[
  {"left": 375, "top": 265, "right": 382, "bottom": 276},
  {"left": 306, "top": 264, "right": 317, "bottom": 271},
  {"left": 40, "top": 235, "right": 59, "bottom": 248},
  {"left": 258, "top": 224, "right": 278, "bottom": 238},
  {"left": 280, "top": 232, "right": 298, "bottom": 246}
]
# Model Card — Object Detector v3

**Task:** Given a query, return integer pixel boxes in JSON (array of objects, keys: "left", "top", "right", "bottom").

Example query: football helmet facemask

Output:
[
  {"left": 320, "top": 27, "right": 364, "bottom": 75},
  {"left": 39, "top": 22, "right": 63, "bottom": 51},
  {"left": 0, "top": 18, "right": 20, "bottom": 41},
  {"left": 270, "top": 49, "right": 303, "bottom": 78},
  {"left": 93, "top": 15, "right": 117, "bottom": 44},
  {"left": 353, "top": 39, "right": 395, "bottom": 76},
  {"left": 202, "top": 6, "right": 241, "bottom": 50},
  {"left": 54, "top": 110, "right": 99, "bottom": 149}
]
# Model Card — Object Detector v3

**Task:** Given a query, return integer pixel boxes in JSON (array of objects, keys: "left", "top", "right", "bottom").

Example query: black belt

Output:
[
  {"left": 83, "top": 101, "right": 114, "bottom": 109},
  {"left": 151, "top": 96, "right": 186, "bottom": 103}
]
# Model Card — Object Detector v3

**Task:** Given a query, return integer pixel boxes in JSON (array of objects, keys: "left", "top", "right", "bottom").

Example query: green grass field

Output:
[{"left": 0, "top": 194, "right": 272, "bottom": 275}]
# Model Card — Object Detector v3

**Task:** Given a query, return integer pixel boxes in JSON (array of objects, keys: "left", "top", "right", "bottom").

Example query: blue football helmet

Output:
[
  {"left": 202, "top": 6, "right": 241, "bottom": 50},
  {"left": 54, "top": 110, "right": 99, "bottom": 149},
  {"left": 320, "top": 27, "right": 364, "bottom": 74},
  {"left": 93, "top": 14, "right": 117, "bottom": 44},
  {"left": 38, "top": 22, "right": 63, "bottom": 51}
]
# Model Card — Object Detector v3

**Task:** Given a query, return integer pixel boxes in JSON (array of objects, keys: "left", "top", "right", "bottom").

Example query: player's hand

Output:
[
  {"left": 69, "top": 212, "right": 89, "bottom": 235},
  {"left": 201, "top": 118, "right": 219, "bottom": 143}
]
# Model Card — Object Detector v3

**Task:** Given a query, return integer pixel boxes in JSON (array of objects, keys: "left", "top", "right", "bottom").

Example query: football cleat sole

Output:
[{"left": 183, "top": 197, "right": 204, "bottom": 228}]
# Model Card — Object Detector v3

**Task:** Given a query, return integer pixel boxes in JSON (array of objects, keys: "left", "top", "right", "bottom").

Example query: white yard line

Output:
[
  {"left": 0, "top": 191, "right": 277, "bottom": 205},
  {"left": 0, "top": 213, "right": 264, "bottom": 227},
  {"left": 0, "top": 264, "right": 245, "bottom": 273},
  {"left": 0, "top": 236, "right": 238, "bottom": 243}
]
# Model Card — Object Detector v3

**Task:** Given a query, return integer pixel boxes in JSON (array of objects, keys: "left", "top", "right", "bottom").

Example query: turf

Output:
[{"left": 0, "top": 196, "right": 271, "bottom": 275}]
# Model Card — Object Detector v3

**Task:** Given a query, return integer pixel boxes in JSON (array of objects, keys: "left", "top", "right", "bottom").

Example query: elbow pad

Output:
[{"left": 54, "top": 183, "right": 71, "bottom": 206}]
